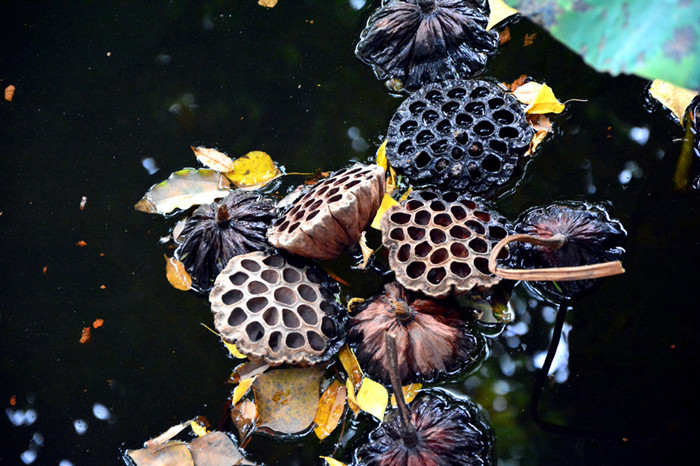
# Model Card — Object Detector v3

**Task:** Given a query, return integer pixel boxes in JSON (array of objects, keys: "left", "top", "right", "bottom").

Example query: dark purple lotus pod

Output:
[
  {"left": 355, "top": 0, "right": 499, "bottom": 91},
  {"left": 513, "top": 202, "right": 626, "bottom": 299},
  {"left": 354, "top": 390, "right": 494, "bottom": 466},
  {"left": 349, "top": 282, "right": 481, "bottom": 385},
  {"left": 175, "top": 191, "right": 276, "bottom": 290}
]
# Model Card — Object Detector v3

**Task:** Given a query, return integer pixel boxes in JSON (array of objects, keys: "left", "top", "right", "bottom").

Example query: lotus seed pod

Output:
[
  {"left": 381, "top": 190, "right": 512, "bottom": 298},
  {"left": 210, "top": 251, "right": 346, "bottom": 366},
  {"left": 268, "top": 163, "right": 385, "bottom": 260},
  {"left": 386, "top": 79, "right": 533, "bottom": 195}
]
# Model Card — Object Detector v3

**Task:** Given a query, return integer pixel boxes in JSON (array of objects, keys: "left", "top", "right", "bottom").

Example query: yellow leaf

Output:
[
  {"left": 390, "top": 383, "right": 422, "bottom": 407},
  {"left": 224, "top": 341, "right": 247, "bottom": 359},
  {"left": 346, "top": 297, "right": 365, "bottom": 313},
  {"left": 225, "top": 151, "right": 281, "bottom": 188},
  {"left": 320, "top": 457, "right": 348, "bottom": 466},
  {"left": 313, "top": 380, "right": 347, "bottom": 440},
  {"left": 649, "top": 79, "right": 699, "bottom": 123},
  {"left": 164, "top": 255, "right": 192, "bottom": 291},
  {"left": 487, "top": 0, "right": 518, "bottom": 31},
  {"left": 376, "top": 140, "right": 397, "bottom": 195},
  {"left": 345, "top": 378, "right": 360, "bottom": 417},
  {"left": 399, "top": 187, "right": 412, "bottom": 201},
  {"left": 355, "top": 377, "right": 388, "bottom": 421},
  {"left": 526, "top": 130, "right": 549, "bottom": 156},
  {"left": 258, "top": 0, "right": 278, "bottom": 7},
  {"left": 189, "top": 420, "right": 208, "bottom": 438},
  {"left": 339, "top": 345, "right": 363, "bottom": 389},
  {"left": 191, "top": 146, "right": 235, "bottom": 172},
  {"left": 512, "top": 82, "right": 565, "bottom": 114},
  {"left": 358, "top": 231, "right": 373, "bottom": 270},
  {"left": 232, "top": 377, "right": 255, "bottom": 406},
  {"left": 370, "top": 194, "right": 398, "bottom": 230}
]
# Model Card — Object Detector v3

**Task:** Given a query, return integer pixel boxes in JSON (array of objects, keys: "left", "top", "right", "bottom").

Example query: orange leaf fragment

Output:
[
  {"left": 42, "top": 266, "right": 47, "bottom": 275},
  {"left": 523, "top": 32, "right": 537, "bottom": 46},
  {"left": 164, "top": 255, "right": 192, "bottom": 291},
  {"left": 5, "top": 85, "right": 15, "bottom": 102},
  {"left": 100, "top": 285, "right": 106, "bottom": 289},
  {"left": 92, "top": 319, "right": 104, "bottom": 328},
  {"left": 80, "top": 327, "right": 91, "bottom": 344},
  {"left": 313, "top": 380, "right": 347, "bottom": 440},
  {"left": 10, "top": 395, "right": 17, "bottom": 406},
  {"left": 76, "top": 240, "right": 87, "bottom": 247}
]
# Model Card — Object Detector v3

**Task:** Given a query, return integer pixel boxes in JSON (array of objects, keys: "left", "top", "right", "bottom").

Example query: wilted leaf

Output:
[
  {"left": 313, "top": 380, "right": 347, "bottom": 440},
  {"left": 650, "top": 79, "right": 699, "bottom": 122},
  {"left": 370, "top": 194, "right": 398, "bottom": 230},
  {"left": 252, "top": 365, "right": 324, "bottom": 435},
  {"left": 390, "top": 383, "right": 422, "bottom": 407},
  {"left": 258, "top": 0, "right": 278, "bottom": 7},
  {"left": 79, "top": 326, "right": 91, "bottom": 344},
  {"left": 92, "top": 319, "right": 104, "bottom": 328},
  {"left": 189, "top": 431, "right": 255, "bottom": 466},
  {"left": 135, "top": 169, "right": 230, "bottom": 215},
  {"left": 357, "top": 231, "right": 373, "bottom": 270},
  {"left": 225, "top": 341, "right": 247, "bottom": 359},
  {"left": 225, "top": 151, "right": 281, "bottom": 189},
  {"left": 165, "top": 255, "right": 192, "bottom": 291},
  {"left": 527, "top": 130, "right": 549, "bottom": 156},
  {"left": 144, "top": 421, "right": 191, "bottom": 448},
  {"left": 321, "top": 457, "right": 348, "bottom": 466},
  {"left": 127, "top": 442, "right": 193, "bottom": 466},
  {"left": 191, "top": 146, "right": 235, "bottom": 172},
  {"left": 512, "top": 82, "right": 565, "bottom": 114},
  {"left": 345, "top": 378, "right": 360, "bottom": 416},
  {"left": 189, "top": 420, "right": 208, "bottom": 438},
  {"left": 231, "top": 399, "right": 256, "bottom": 440},
  {"left": 346, "top": 297, "right": 365, "bottom": 313},
  {"left": 355, "top": 377, "right": 388, "bottom": 421},
  {"left": 232, "top": 377, "right": 255, "bottom": 406},
  {"left": 487, "top": 0, "right": 518, "bottom": 31},
  {"left": 4, "top": 85, "right": 15, "bottom": 102},
  {"left": 339, "top": 345, "right": 363, "bottom": 389}
]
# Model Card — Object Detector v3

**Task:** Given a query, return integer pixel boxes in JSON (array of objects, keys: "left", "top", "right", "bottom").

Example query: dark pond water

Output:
[{"left": 2, "top": 1, "right": 700, "bottom": 465}]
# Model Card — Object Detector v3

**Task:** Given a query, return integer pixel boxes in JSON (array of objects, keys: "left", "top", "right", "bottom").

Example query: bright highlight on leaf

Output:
[
  {"left": 225, "top": 341, "right": 247, "bottom": 359},
  {"left": 355, "top": 377, "right": 388, "bottom": 421},
  {"left": 339, "top": 344, "right": 363, "bottom": 389},
  {"left": 135, "top": 169, "right": 231, "bottom": 215},
  {"left": 313, "top": 380, "right": 347, "bottom": 440},
  {"left": 390, "top": 383, "right": 422, "bottom": 407},
  {"left": 371, "top": 194, "right": 398, "bottom": 230},
  {"left": 512, "top": 82, "right": 565, "bottom": 114},
  {"left": 232, "top": 377, "right": 255, "bottom": 406},
  {"left": 320, "top": 457, "right": 348, "bottom": 466},
  {"left": 225, "top": 151, "right": 281, "bottom": 189},
  {"left": 164, "top": 255, "right": 192, "bottom": 291},
  {"left": 649, "top": 79, "right": 699, "bottom": 123},
  {"left": 191, "top": 146, "right": 235, "bottom": 172},
  {"left": 487, "top": 0, "right": 518, "bottom": 31}
]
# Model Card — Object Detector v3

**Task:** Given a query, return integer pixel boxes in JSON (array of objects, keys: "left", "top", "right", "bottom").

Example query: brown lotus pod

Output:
[
  {"left": 209, "top": 251, "right": 346, "bottom": 366},
  {"left": 349, "top": 282, "right": 481, "bottom": 385},
  {"left": 381, "top": 190, "right": 512, "bottom": 298},
  {"left": 267, "top": 163, "right": 385, "bottom": 260}
]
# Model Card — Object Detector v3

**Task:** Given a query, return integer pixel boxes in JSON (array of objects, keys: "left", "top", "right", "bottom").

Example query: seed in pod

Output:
[
  {"left": 175, "top": 191, "right": 276, "bottom": 291},
  {"left": 267, "top": 163, "right": 385, "bottom": 260},
  {"left": 381, "top": 190, "right": 512, "bottom": 298},
  {"left": 349, "top": 282, "right": 481, "bottom": 385},
  {"left": 386, "top": 79, "right": 533, "bottom": 195},
  {"left": 512, "top": 202, "right": 627, "bottom": 299},
  {"left": 209, "top": 251, "right": 346, "bottom": 366},
  {"left": 355, "top": 0, "right": 499, "bottom": 91}
]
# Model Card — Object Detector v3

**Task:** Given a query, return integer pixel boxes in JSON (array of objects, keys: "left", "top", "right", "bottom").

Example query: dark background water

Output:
[{"left": 2, "top": 1, "right": 700, "bottom": 465}]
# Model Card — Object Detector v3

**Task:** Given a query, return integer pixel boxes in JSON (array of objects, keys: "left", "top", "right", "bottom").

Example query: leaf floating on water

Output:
[
  {"left": 345, "top": 378, "right": 360, "bottom": 416},
  {"left": 189, "top": 420, "right": 209, "bottom": 438},
  {"left": 390, "top": 383, "right": 421, "bottom": 407},
  {"left": 4, "top": 84, "right": 15, "bottom": 102},
  {"left": 165, "top": 255, "right": 192, "bottom": 291},
  {"left": 225, "top": 341, "right": 247, "bottom": 360},
  {"left": 375, "top": 140, "right": 397, "bottom": 195},
  {"left": 252, "top": 365, "right": 324, "bottom": 435},
  {"left": 339, "top": 344, "right": 363, "bottom": 389},
  {"left": 258, "top": 0, "right": 278, "bottom": 7},
  {"left": 135, "top": 169, "right": 231, "bottom": 215},
  {"left": 512, "top": 82, "right": 565, "bottom": 114},
  {"left": 232, "top": 377, "right": 256, "bottom": 406},
  {"left": 358, "top": 231, "right": 374, "bottom": 270},
  {"left": 313, "top": 380, "right": 347, "bottom": 440},
  {"left": 649, "top": 79, "right": 699, "bottom": 123},
  {"left": 320, "top": 457, "right": 348, "bottom": 466},
  {"left": 355, "top": 377, "right": 388, "bottom": 421},
  {"left": 225, "top": 151, "right": 281, "bottom": 189},
  {"left": 189, "top": 431, "right": 256, "bottom": 465},
  {"left": 231, "top": 399, "right": 257, "bottom": 440},
  {"left": 79, "top": 326, "right": 91, "bottom": 344},
  {"left": 127, "top": 441, "right": 193, "bottom": 465},
  {"left": 191, "top": 146, "right": 235, "bottom": 173},
  {"left": 370, "top": 194, "right": 398, "bottom": 230},
  {"left": 486, "top": 0, "right": 518, "bottom": 31}
]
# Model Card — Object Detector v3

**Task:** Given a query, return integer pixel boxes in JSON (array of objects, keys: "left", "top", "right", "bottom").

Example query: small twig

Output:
[
  {"left": 488, "top": 233, "right": 625, "bottom": 281},
  {"left": 384, "top": 334, "right": 418, "bottom": 447}
]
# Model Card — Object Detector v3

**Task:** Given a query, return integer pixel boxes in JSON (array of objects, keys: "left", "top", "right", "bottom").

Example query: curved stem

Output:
[{"left": 385, "top": 333, "right": 418, "bottom": 447}]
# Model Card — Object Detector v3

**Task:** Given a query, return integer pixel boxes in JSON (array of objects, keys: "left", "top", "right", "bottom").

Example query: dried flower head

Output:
[{"left": 175, "top": 191, "right": 276, "bottom": 290}]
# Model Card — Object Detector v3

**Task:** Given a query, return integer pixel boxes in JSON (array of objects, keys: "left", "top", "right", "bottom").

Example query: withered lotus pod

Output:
[
  {"left": 175, "top": 191, "right": 276, "bottom": 290},
  {"left": 381, "top": 190, "right": 513, "bottom": 298},
  {"left": 356, "top": 0, "right": 499, "bottom": 91},
  {"left": 349, "top": 282, "right": 481, "bottom": 385},
  {"left": 511, "top": 202, "right": 626, "bottom": 299},
  {"left": 268, "top": 163, "right": 385, "bottom": 260},
  {"left": 386, "top": 79, "right": 532, "bottom": 194},
  {"left": 209, "top": 251, "right": 346, "bottom": 366},
  {"left": 354, "top": 390, "right": 494, "bottom": 465}
]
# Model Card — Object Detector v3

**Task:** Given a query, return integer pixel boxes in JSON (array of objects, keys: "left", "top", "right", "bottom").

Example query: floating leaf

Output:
[
  {"left": 487, "top": 0, "right": 518, "bottom": 31},
  {"left": 135, "top": 169, "right": 230, "bottom": 215},
  {"left": 370, "top": 194, "right": 399, "bottom": 230},
  {"left": 355, "top": 377, "right": 388, "bottom": 421},
  {"left": 127, "top": 442, "right": 192, "bottom": 465},
  {"left": 346, "top": 297, "right": 365, "bottom": 313},
  {"left": 649, "top": 79, "right": 699, "bottom": 122},
  {"left": 4, "top": 84, "right": 15, "bottom": 102},
  {"left": 165, "top": 255, "right": 192, "bottom": 291},
  {"left": 189, "top": 420, "right": 208, "bottom": 438},
  {"left": 231, "top": 399, "right": 256, "bottom": 440},
  {"left": 345, "top": 378, "right": 360, "bottom": 416},
  {"left": 144, "top": 420, "right": 191, "bottom": 448},
  {"left": 252, "top": 365, "right": 324, "bottom": 435},
  {"left": 225, "top": 341, "right": 247, "bottom": 360},
  {"left": 339, "top": 344, "right": 363, "bottom": 389},
  {"left": 225, "top": 151, "right": 281, "bottom": 189},
  {"left": 189, "top": 432, "right": 255, "bottom": 465},
  {"left": 390, "top": 383, "right": 422, "bottom": 407},
  {"left": 313, "top": 380, "right": 347, "bottom": 440},
  {"left": 512, "top": 82, "right": 565, "bottom": 114},
  {"left": 358, "top": 231, "right": 373, "bottom": 270},
  {"left": 191, "top": 146, "right": 235, "bottom": 172},
  {"left": 258, "top": 0, "right": 278, "bottom": 7},
  {"left": 232, "top": 377, "right": 256, "bottom": 406},
  {"left": 375, "top": 140, "right": 397, "bottom": 195},
  {"left": 321, "top": 457, "right": 348, "bottom": 466}
]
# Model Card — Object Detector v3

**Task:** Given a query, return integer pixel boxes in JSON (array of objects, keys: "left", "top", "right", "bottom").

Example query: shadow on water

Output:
[{"left": 1, "top": 1, "right": 699, "bottom": 465}]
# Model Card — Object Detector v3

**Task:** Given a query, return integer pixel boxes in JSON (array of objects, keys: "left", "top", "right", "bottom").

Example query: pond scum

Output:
[{"left": 129, "top": 1, "right": 698, "bottom": 465}]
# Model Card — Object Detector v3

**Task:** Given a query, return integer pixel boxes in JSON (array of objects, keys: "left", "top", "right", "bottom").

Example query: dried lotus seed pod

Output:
[
  {"left": 386, "top": 79, "right": 533, "bottom": 195},
  {"left": 381, "top": 190, "right": 512, "bottom": 298},
  {"left": 210, "top": 251, "right": 345, "bottom": 366},
  {"left": 268, "top": 163, "right": 385, "bottom": 260}
]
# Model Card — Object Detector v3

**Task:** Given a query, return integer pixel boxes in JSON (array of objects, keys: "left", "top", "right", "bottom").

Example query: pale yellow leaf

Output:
[
  {"left": 512, "top": 82, "right": 565, "bottom": 114},
  {"left": 224, "top": 341, "right": 247, "bottom": 359},
  {"left": 345, "top": 378, "right": 360, "bottom": 416},
  {"left": 358, "top": 231, "right": 373, "bottom": 270},
  {"left": 370, "top": 194, "right": 398, "bottom": 230},
  {"left": 390, "top": 383, "right": 422, "bottom": 407},
  {"left": 232, "top": 377, "right": 255, "bottom": 406},
  {"left": 258, "top": 0, "right": 278, "bottom": 7},
  {"left": 376, "top": 140, "right": 397, "bottom": 195},
  {"left": 399, "top": 187, "right": 413, "bottom": 201},
  {"left": 144, "top": 421, "right": 191, "bottom": 448},
  {"left": 346, "top": 297, "right": 365, "bottom": 313},
  {"left": 225, "top": 151, "right": 281, "bottom": 188},
  {"left": 135, "top": 169, "right": 231, "bottom": 215},
  {"left": 191, "top": 146, "right": 235, "bottom": 172},
  {"left": 189, "top": 420, "right": 208, "bottom": 438},
  {"left": 165, "top": 255, "right": 192, "bottom": 291},
  {"left": 649, "top": 79, "right": 699, "bottom": 123},
  {"left": 313, "top": 381, "right": 347, "bottom": 440},
  {"left": 356, "top": 377, "right": 388, "bottom": 421},
  {"left": 339, "top": 345, "right": 363, "bottom": 389},
  {"left": 320, "top": 457, "right": 348, "bottom": 466},
  {"left": 487, "top": 0, "right": 518, "bottom": 31}
]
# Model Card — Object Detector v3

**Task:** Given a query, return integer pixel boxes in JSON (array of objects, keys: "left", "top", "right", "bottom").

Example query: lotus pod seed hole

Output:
[
  {"left": 288, "top": 222, "right": 300, "bottom": 233},
  {"left": 493, "top": 109, "right": 514, "bottom": 123},
  {"left": 408, "top": 226, "right": 426, "bottom": 241},
  {"left": 434, "top": 213, "right": 452, "bottom": 227},
  {"left": 419, "top": 192, "right": 438, "bottom": 201},
  {"left": 465, "top": 220, "right": 486, "bottom": 234},
  {"left": 222, "top": 289, "right": 244, "bottom": 305},
  {"left": 391, "top": 212, "right": 412, "bottom": 224},
  {"left": 430, "top": 201, "right": 446, "bottom": 211},
  {"left": 427, "top": 267, "right": 447, "bottom": 284},
  {"left": 468, "top": 142, "right": 483, "bottom": 157},
  {"left": 307, "top": 331, "right": 326, "bottom": 351},
  {"left": 307, "top": 211, "right": 320, "bottom": 221},
  {"left": 401, "top": 121, "right": 418, "bottom": 135},
  {"left": 447, "top": 87, "right": 466, "bottom": 98},
  {"left": 328, "top": 194, "right": 343, "bottom": 203},
  {"left": 282, "top": 309, "right": 301, "bottom": 328},
  {"left": 474, "top": 257, "right": 491, "bottom": 275},
  {"left": 489, "top": 226, "right": 508, "bottom": 239},
  {"left": 449, "top": 225, "right": 471, "bottom": 239},
  {"left": 414, "top": 211, "right": 431, "bottom": 225},
  {"left": 261, "top": 270, "right": 280, "bottom": 284},
  {"left": 451, "top": 147, "right": 465, "bottom": 160},
  {"left": 456, "top": 131, "right": 469, "bottom": 145},
  {"left": 499, "top": 127, "right": 519, "bottom": 138},
  {"left": 298, "top": 305, "right": 318, "bottom": 325},
  {"left": 406, "top": 200, "right": 424, "bottom": 211},
  {"left": 282, "top": 268, "right": 301, "bottom": 283},
  {"left": 450, "top": 262, "right": 472, "bottom": 278},
  {"left": 431, "top": 139, "right": 449, "bottom": 154},
  {"left": 399, "top": 141, "right": 415, "bottom": 156},
  {"left": 390, "top": 228, "right": 406, "bottom": 240},
  {"left": 417, "top": 130, "right": 435, "bottom": 145},
  {"left": 443, "top": 192, "right": 458, "bottom": 202},
  {"left": 437, "top": 120, "right": 451, "bottom": 134},
  {"left": 247, "top": 297, "right": 268, "bottom": 313},
  {"left": 240, "top": 259, "right": 261, "bottom": 272},
  {"left": 416, "top": 151, "right": 431, "bottom": 167},
  {"left": 320, "top": 300, "right": 338, "bottom": 316},
  {"left": 475, "top": 120, "right": 495, "bottom": 136},
  {"left": 263, "top": 307, "right": 279, "bottom": 326},
  {"left": 423, "top": 110, "right": 439, "bottom": 124},
  {"left": 305, "top": 270, "right": 323, "bottom": 284},
  {"left": 450, "top": 243, "right": 470, "bottom": 258},
  {"left": 398, "top": 244, "right": 411, "bottom": 262},
  {"left": 409, "top": 101, "right": 426, "bottom": 115},
  {"left": 415, "top": 242, "right": 432, "bottom": 257},
  {"left": 441, "top": 101, "right": 459, "bottom": 115},
  {"left": 228, "top": 308, "right": 248, "bottom": 326},
  {"left": 246, "top": 322, "right": 265, "bottom": 342},
  {"left": 407, "top": 262, "right": 427, "bottom": 278},
  {"left": 469, "top": 238, "right": 488, "bottom": 253},
  {"left": 425, "top": 90, "right": 442, "bottom": 103},
  {"left": 430, "top": 230, "right": 447, "bottom": 244},
  {"left": 268, "top": 331, "right": 282, "bottom": 352},
  {"left": 321, "top": 317, "right": 336, "bottom": 338},
  {"left": 451, "top": 206, "right": 468, "bottom": 220},
  {"left": 490, "top": 140, "right": 507, "bottom": 153},
  {"left": 248, "top": 281, "right": 268, "bottom": 295},
  {"left": 470, "top": 87, "right": 489, "bottom": 99},
  {"left": 274, "top": 287, "right": 296, "bottom": 305},
  {"left": 474, "top": 211, "right": 492, "bottom": 222},
  {"left": 285, "top": 332, "right": 305, "bottom": 349},
  {"left": 429, "top": 248, "right": 449, "bottom": 264},
  {"left": 345, "top": 179, "right": 361, "bottom": 189},
  {"left": 297, "top": 284, "right": 318, "bottom": 302},
  {"left": 466, "top": 102, "right": 485, "bottom": 115},
  {"left": 456, "top": 113, "right": 473, "bottom": 128}
]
